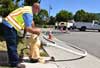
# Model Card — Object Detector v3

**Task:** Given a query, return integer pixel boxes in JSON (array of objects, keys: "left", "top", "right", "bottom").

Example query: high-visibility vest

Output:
[{"left": 5, "top": 6, "right": 32, "bottom": 31}]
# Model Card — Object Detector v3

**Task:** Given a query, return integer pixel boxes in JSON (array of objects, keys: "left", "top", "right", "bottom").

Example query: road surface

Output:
[{"left": 54, "top": 31, "right": 100, "bottom": 59}]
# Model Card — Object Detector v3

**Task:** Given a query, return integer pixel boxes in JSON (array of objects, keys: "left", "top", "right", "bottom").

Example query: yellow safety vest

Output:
[{"left": 5, "top": 6, "right": 32, "bottom": 31}]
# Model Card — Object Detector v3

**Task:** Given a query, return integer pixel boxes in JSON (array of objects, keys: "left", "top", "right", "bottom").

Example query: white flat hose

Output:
[{"left": 43, "top": 36, "right": 87, "bottom": 57}]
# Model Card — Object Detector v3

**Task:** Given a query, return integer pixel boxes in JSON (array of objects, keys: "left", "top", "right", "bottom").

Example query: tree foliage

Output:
[
  {"left": 95, "top": 13, "right": 100, "bottom": 21},
  {"left": 33, "top": 14, "right": 41, "bottom": 24},
  {"left": 85, "top": 13, "right": 98, "bottom": 22},
  {"left": 74, "top": 9, "right": 98, "bottom": 22},
  {"left": 48, "top": 16, "right": 56, "bottom": 25},
  {"left": 39, "top": 9, "right": 48, "bottom": 22},
  {"left": 39, "top": 9, "right": 48, "bottom": 18},
  {"left": 25, "top": 0, "right": 40, "bottom": 6},
  {"left": 56, "top": 10, "right": 73, "bottom": 22},
  {"left": 0, "top": 0, "right": 18, "bottom": 17},
  {"left": 74, "top": 9, "right": 86, "bottom": 22},
  {"left": 34, "top": 9, "right": 49, "bottom": 25}
]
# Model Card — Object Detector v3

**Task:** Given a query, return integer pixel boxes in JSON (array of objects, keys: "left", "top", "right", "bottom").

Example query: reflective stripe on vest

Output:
[{"left": 5, "top": 6, "right": 32, "bottom": 31}]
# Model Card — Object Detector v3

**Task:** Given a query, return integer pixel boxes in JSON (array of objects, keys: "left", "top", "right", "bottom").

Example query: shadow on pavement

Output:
[{"left": 0, "top": 51, "right": 9, "bottom": 66}]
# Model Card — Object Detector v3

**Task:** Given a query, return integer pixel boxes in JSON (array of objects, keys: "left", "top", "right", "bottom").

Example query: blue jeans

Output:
[{"left": 2, "top": 24, "right": 19, "bottom": 67}]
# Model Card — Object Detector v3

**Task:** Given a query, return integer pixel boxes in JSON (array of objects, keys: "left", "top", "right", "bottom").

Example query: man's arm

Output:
[
  {"left": 32, "top": 21, "right": 35, "bottom": 28},
  {"left": 25, "top": 27, "right": 41, "bottom": 35},
  {"left": 23, "top": 13, "right": 41, "bottom": 35}
]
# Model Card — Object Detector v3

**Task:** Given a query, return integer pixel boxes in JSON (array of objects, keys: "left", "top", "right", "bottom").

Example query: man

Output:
[{"left": 2, "top": 2, "right": 41, "bottom": 67}]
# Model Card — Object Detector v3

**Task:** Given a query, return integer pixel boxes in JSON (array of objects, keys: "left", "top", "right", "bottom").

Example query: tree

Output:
[
  {"left": 12, "top": 0, "right": 40, "bottom": 7},
  {"left": 39, "top": 9, "right": 48, "bottom": 24},
  {"left": 74, "top": 9, "right": 87, "bottom": 22},
  {"left": 39, "top": 9, "right": 48, "bottom": 19},
  {"left": 0, "top": 0, "right": 18, "bottom": 17},
  {"left": 95, "top": 13, "right": 100, "bottom": 22},
  {"left": 33, "top": 14, "right": 41, "bottom": 25},
  {"left": 48, "top": 16, "right": 56, "bottom": 25},
  {"left": 74, "top": 9, "right": 98, "bottom": 22},
  {"left": 85, "top": 13, "right": 98, "bottom": 22},
  {"left": 56, "top": 10, "right": 73, "bottom": 22},
  {"left": 34, "top": 9, "right": 49, "bottom": 25},
  {"left": 25, "top": 0, "right": 40, "bottom": 6}
]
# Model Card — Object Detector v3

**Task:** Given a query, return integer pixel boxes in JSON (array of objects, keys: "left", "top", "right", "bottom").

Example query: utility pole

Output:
[
  {"left": 48, "top": 5, "right": 52, "bottom": 22},
  {"left": 49, "top": 5, "right": 52, "bottom": 17}
]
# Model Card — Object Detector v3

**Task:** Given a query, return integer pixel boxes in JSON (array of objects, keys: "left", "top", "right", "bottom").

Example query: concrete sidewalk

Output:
[
  {"left": 1, "top": 28, "right": 100, "bottom": 68},
  {"left": 20, "top": 63, "right": 58, "bottom": 68},
  {"left": 41, "top": 35, "right": 100, "bottom": 68},
  {"left": 20, "top": 34, "right": 100, "bottom": 68}
]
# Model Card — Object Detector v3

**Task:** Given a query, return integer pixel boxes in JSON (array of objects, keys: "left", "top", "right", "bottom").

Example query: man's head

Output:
[{"left": 32, "top": 3, "right": 40, "bottom": 15}]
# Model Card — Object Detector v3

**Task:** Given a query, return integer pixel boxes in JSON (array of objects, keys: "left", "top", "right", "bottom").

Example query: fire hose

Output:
[
  {"left": 42, "top": 35, "right": 87, "bottom": 62},
  {"left": 19, "top": 34, "right": 87, "bottom": 62}
]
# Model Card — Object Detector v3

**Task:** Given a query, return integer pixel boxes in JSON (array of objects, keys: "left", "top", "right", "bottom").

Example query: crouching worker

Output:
[
  {"left": 2, "top": 2, "right": 41, "bottom": 67},
  {"left": 29, "top": 34, "right": 45, "bottom": 63}
]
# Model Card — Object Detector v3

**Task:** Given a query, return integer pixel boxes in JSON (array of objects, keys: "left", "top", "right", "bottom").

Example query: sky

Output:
[
  {"left": 14, "top": 0, "right": 100, "bottom": 16},
  {"left": 13, "top": 0, "right": 24, "bottom": 7}
]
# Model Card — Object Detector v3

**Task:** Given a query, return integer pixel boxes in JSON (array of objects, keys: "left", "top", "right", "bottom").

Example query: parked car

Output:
[
  {"left": 55, "top": 22, "right": 73, "bottom": 30},
  {"left": 72, "top": 21, "right": 100, "bottom": 32}
]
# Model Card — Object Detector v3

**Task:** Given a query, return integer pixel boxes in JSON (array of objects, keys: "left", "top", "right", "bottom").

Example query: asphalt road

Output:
[{"left": 54, "top": 31, "right": 100, "bottom": 59}]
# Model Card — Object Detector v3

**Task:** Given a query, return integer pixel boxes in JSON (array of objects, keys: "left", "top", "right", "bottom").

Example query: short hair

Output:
[{"left": 33, "top": 3, "right": 40, "bottom": 7}]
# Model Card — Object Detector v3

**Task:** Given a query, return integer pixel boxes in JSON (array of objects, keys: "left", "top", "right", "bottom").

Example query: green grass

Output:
[
  {"left": 0, "top": 39, "right": 48, "bottom": 68},
  {"left": 0, "top": 41, "right": 7, "bottom": 51}
]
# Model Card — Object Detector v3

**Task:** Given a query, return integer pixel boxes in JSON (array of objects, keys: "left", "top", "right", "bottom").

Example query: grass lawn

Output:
[
  {"left": 0, "top": 38, "right": 48, "bottom": 68},
  {"left": 0, "top": 40, "right": 25, "bottom": 68}
]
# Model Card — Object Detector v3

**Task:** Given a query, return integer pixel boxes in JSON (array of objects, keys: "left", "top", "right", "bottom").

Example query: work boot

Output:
[{"left": 30, "top": 58, "right": 39, "bottom": 63}]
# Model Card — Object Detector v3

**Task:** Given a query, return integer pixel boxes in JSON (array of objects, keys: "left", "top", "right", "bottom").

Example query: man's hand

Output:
[{"left": 25, "top": 27, "right": 41, "bottom": 35}]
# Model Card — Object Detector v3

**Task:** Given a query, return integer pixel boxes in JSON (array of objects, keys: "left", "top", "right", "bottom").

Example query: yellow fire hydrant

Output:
[{"left": 29, "top": 34, "right": 45, "bottom": 63}]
